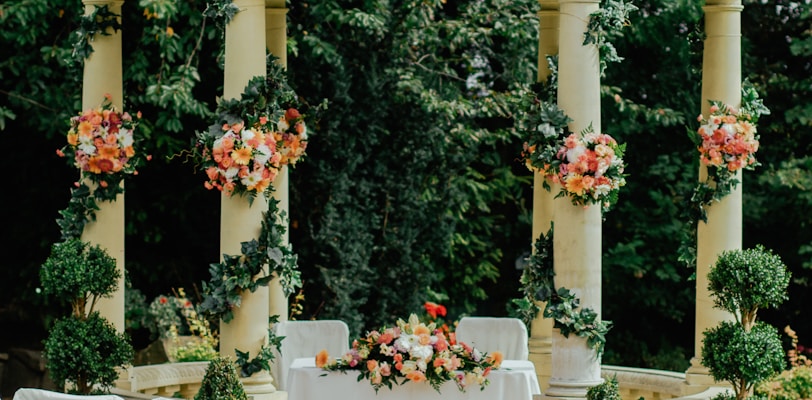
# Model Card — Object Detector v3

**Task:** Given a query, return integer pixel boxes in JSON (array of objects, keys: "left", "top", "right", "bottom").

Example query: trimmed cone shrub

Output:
[
  {"left": 701, "top": 245, "right": 791, "bottom": 400},
  {"left": 702, "top": 321, "right": 785, "bottom": 394},
  {"left": 43, "top": 312, "right": 133, "bottom": 394},
  {"left": 40, "top": 238, "right": 133, "bottom": 394},
  {"left": 195, "top": 356, "right": 247, "bottom": 400}
]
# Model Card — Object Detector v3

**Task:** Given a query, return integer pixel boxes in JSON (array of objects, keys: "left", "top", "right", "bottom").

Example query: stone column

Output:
[
  {"left": 684, "top": 0, "right": 743, "bottom": 393},
  {"left": 266, "top": 0, "right": 290, "bottom": 323},
  {"left": 544, "top": 0, "right": 603, "bottom": 398},
  {"left": 530, "top": 0, "right": 559, "bottom": 393},
  {"left": 220, "top": 1, "right": 280, "bottom": 398},
  {"left": 80, "top": 0, "right": 125, "bottom": 332}
]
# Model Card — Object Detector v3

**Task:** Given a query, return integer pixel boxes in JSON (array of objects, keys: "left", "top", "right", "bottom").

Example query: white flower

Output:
[
  {"left": 223, "top": 166, "right": 240, "bottom": 181},
  {"left": 78, "top": 135, "right": 97, "bottom": 155},
  {"left": 241, "top": 169, "right": 265, "bottom": 188},
  {"left": 277, "top": 116, "right": 290, "bottom": 131},
  {"left": 409, "top": 345, "right": 434, "bottom": 362},
  {"left": 117, "top": 128, "right": 134, "bottom": 147},
  {"left": 566, "top": 145, "right": 586, "bottom": 164},
  {"left": 241, "top": 129, "right": 256, "bottom": 142},
  {"left": 254, "top": 144, "right": 272, "bottom": 165}
]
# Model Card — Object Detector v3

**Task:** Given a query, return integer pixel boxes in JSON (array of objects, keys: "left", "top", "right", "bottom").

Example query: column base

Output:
[
  {"left": 242, "top": 371, "right": 280, "bottom": 400},
  {"left": 528, "top": 336, "right": 553, "bottom": 392},
  {"left": 683, "top": 357, "right": 719, "bottom": 396},
  {"left": 543, "top": 377, "right": 604, "bottom": 400}
]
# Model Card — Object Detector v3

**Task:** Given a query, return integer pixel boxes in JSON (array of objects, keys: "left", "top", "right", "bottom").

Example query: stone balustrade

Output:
[
  {"left": 113, "top": 362, "right": 732, "bottom": 400},
  {"left": 116, "top": 362, "right": 210, "bottom": 399}
]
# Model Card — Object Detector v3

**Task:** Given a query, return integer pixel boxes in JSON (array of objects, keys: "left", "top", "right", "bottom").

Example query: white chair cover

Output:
[
  {"left": 271, "top": 320, "right": 350, "bottom": 391},
  {"left": 12, "top": 388, "right": 124, "bottom": 400},
  {"left": 455, "top": 317, "right": 529, "bottom": 360}
]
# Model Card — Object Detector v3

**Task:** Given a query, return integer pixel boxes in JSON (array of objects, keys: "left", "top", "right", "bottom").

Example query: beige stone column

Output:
[
  {"left": 530, "top": 0, "right": 559, "bottom": 393},
  {"left": 220, "top": 1, "right": 280, "bottom": 398},
  {"left": 80, "top": 0, "right": 125, "bottom": 332},
  {"left": 684, "top": 0, "right": 743, "bottom": 393},
  {"left": 266, "top": 0, "right": 290, "bottom": 323},
  {"left": 544, "top": 0, "right": 603, "bottom": 398}
]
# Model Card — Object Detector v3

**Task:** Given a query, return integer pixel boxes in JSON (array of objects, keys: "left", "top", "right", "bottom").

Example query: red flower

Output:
[{"left": 424, "top": 301, "right": 447, "bottom": 319}]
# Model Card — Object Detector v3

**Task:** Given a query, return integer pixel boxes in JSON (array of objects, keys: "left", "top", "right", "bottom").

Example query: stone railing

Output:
[
  {"left": 601, "top": 365, "right": 730, "bottom": 400},
  {"left": 115, "top": 361, "right": 729, "bottom": 400},
  {"left": 116, "top": 362, "right": 210, "bottom": 399}
]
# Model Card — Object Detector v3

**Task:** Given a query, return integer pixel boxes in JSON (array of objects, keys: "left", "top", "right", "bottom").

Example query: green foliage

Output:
[
  {"left": 200, "top": 197, "right": 302, "bottom": 323},
  {"left": 514, "top": 227, "right": 611, "bottom": 356},
  {"left": 40, "top": 238, "right": 120, "bottom": 317},
  {"left": 708, "top": 245, "right": 790, "bottom": 329},
  {"left": 586, "top": 376, "right": 622, "bottom": 400},
  {"left": 234, "top": 316, "right": 283, "bottom": 378},
  {"left": 702, "top": 321, "right": 785, "bottom": 397},
  {"left": 195, "top": 356, "right": 247, "bottom": 400},
  {"left": 702, "top": 245, "right": 790, "bottom": 400},
  {"left": 756, "top": 365, "right": 812, "bottom": 400},
  {"left": 43, "top": 312, "right": 133, "bottom": 394},
  {"left": 585, "top": 0, "right": 639, "bottom": 76},
  {"left": 71, "top": 5, "right": 122, "bottom": 60},
  {"left": 288, "top": 0, "right": 538, "bottom": 334}
]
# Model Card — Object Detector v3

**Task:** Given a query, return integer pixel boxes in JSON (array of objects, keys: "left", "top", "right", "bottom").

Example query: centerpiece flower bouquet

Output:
[
  {"left": 57, "top": 94, "right": 148, "bottom": 201},
  {"left": 316, "top": 314, "right": 503, "bottom": 393},
  {"left": 196, "top": 116, "right": 283, "bottom": 202}
]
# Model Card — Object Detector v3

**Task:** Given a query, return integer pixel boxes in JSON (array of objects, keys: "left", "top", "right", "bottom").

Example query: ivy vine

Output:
[
  {"left": 235, "top": 316, "right": 285, "bottom": 377},
  {"left": 71, "top": 5, "right": 122, "bottom": 61},
  {"left": 516, "top": 225, "right": 612, "bottom": 356},
  {"left": 584, "top": 0, "right": 638, "bottom": 77},
  {"left": 199, "top": 196, "right": 302, "bottom": 323}
]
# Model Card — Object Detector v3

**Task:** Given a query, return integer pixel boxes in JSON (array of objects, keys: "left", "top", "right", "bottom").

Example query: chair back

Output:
[
  {"left": 454, "top": 317, "right": 529, "bottom": 360},
  {"left": 271, "top": 320, "right": 350, "bottom": 391},
  {"left": 12, "top": 388, "right": 124, "bottom": 400}
]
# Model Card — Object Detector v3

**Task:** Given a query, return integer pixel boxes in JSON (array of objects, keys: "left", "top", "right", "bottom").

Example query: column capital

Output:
[
  {"left": 82, "top": 0, "right": 124, "bottom": 5},
  {"left": 703, "top": 4, "right": 744, "bottom": 13},
  {"left": 557, "top": 0, "right": 599, "bottom": 4},
  {"left": 538, "top": 0, "right": 559, "bottom": 10}
]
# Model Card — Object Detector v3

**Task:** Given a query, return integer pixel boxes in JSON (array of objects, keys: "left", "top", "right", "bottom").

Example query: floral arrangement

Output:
[
  {"left": 197, "top": 118, "right": 282, "bottom": 201},
  {"left": 57, "top": 94, "right": 148, "bottom": 202},
  {"left": 317, "top": 314, "right": 502, "bottom": 393},
  {"left": 148, "top": 289, "right": 218, "bottom": 362},
  {"left": 540, "top": 125, "right": 626, "bottom": 209},
  {"left": 195, "top": 107, "right": 308, "bottom": 203},
  {"left": 694, "top": 101, "right": 760, "bottom": 175}
]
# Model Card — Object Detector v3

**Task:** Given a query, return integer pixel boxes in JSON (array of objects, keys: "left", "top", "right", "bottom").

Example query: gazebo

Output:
[{"left": 42, "top": 0, "right": 749, "bottom": 399}]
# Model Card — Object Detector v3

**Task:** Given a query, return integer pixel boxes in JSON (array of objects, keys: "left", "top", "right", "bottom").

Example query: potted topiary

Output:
[
  {"left": 701, "top": 245, "right": 790, "bottom": 400},
  {"left": 40, "top": 237, "right": 134, "bottom": 394},
  {"left": 195, "top": 356, "right": 247, "bottom": 400}
]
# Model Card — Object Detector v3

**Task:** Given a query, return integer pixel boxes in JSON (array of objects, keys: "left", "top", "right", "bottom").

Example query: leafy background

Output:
[{"left": 1, "top": 0, "right": 811, "bottom": 373}]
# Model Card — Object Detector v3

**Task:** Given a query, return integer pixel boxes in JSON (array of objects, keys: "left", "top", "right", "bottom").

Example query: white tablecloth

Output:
[{"left": 286, "top": 357, "right": 541, "bottom": 400}]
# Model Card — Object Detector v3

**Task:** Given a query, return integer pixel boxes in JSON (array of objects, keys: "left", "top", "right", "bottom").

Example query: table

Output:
[{"left": 286, "top": 357, "right": 541, "bottom": 400}]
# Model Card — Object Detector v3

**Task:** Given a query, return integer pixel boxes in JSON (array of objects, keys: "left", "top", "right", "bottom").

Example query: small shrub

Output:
[
  {"left": 43, "top": 312, "right": 133, "bottom": 394},
  {"left": 195, "top": 356, "right": 247, "bottom": 400},
  {"left": 702, "top": 321, "right": 785, "bottom": 390},
  {"left": 587, "top": 376, "right": 622, "bottom": 400},
  {"left": 40, "top": 238, "right": 134, "bottom": 394},
  {"left": 701, "top": 245, "right": 791, "bottom": 400}
]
